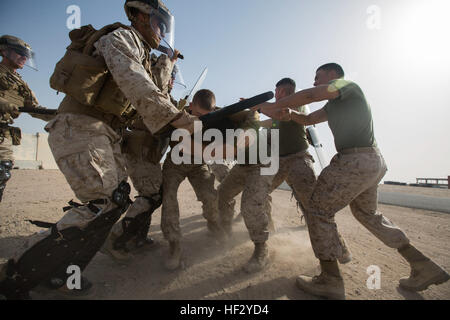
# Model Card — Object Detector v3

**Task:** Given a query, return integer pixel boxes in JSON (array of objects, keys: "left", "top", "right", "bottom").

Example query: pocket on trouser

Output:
[{"left": 55, "top": 142, "right": 118, "bottom": 203}]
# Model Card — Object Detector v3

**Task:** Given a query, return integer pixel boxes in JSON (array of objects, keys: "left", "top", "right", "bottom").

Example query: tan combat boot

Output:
[
  {"left": 100, "top": 233, "right": 133, "bottom": 264},
  {"left": 165, "top": 241, "right": 182, "bottom": 271},
  {"left": 398, "top": 244, "right": 450, "bottom": 291},
  {"left": 243, "top": 242, "right": 270, "bottom": 273},
  {"left": 296, "top": 260, "right": 345, "bottom": 300}
]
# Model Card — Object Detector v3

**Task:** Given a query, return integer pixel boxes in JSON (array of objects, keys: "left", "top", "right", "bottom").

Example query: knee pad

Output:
[
  {"left": 113, "top": 190, "right": 162, "bottom": 250},
  {"left": 112, "top": 181, "right": 132, "bottom": 211},
  {"left": 143, "top": 187, "right": 163, "bottom": 212},
  {"left": 0, "top": 160, "right": 13, "bottom": 185}
]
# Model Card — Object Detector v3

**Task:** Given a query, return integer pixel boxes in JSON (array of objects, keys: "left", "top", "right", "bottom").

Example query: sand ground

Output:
[{"left": 0, "top": 170, "right": 449, "bottom": 300}]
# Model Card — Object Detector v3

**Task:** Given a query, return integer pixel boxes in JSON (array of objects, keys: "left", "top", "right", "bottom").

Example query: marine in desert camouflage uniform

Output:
[
  {"left": 217, "top": 105, "right": 275, "bottom": 273},
  {"left": 258, "top": 78, "right": 351, "bottom": 262},
  {"left": 256, "top": 63, "right": 450, "bottom": 299},
  {"left": 0, "top": 35, "right": 54, "bottom": 202},
  {"left": 0, "top": 0, "right": 196, "bottom": 300},
  {"left": 162, "top": 89, "right": 225, "bottom": 270},
  {"left": 104, "top": 50, "right": 182, "bottom": 260}
]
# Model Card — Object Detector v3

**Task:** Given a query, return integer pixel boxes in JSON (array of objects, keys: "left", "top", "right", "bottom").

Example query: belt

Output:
[{"left": 339, "top": 147, "right": 380, "bottom": 155}]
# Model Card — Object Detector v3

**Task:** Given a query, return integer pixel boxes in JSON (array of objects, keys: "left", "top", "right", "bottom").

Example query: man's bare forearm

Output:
[
  {"left": 276, "top": 85, "right": 339, "bottom": 110},
  {"left": 289, "top": 108, "right": 328, "bottom": 126}
]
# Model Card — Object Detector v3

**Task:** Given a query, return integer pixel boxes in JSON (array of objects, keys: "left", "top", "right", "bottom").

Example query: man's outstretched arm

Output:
[{"left": 254, "top": 84, "right": 339, "bottom": 121}]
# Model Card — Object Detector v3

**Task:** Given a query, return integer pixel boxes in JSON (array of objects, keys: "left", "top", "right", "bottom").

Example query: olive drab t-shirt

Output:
[
  {"left": 323, "top": 79, "right": 377, "bottom": 152},
  {"left": 271, "top": 105, "right": 309, "bottom": 157}
]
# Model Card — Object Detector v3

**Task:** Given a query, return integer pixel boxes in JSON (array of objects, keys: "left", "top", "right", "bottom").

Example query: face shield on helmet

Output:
[
  {"left": 149, "top": 6, "right": 176, "bottom": 58},
  {"left": 0, "top": 37, "right": 37, "bottom": 71}
]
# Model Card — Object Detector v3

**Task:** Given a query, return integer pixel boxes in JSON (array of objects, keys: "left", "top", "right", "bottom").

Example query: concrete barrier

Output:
[{"left": 378, "top": 192, "right": 450, "bottom": 214}]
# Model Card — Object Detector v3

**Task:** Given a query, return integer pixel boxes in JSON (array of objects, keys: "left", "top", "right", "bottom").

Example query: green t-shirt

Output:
[
  {"left": 271, "top": 105, "right": 309, "bottom": 157},
  {"left": 324, "top": 79, "right": 377, "bottom": 152}
]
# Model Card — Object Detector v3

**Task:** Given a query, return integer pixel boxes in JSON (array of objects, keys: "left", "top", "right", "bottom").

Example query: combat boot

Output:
[
  {"left": 295, "top": 260, "right": 345, "bottom": 300},
  {"left": 135, "top": 235, "right": 155, "bottom": 249},
  {"left": 100, "top": 233, "right": 133, "bottom": 264},
  {"left": 398, "top": 244, "right": 450, "bottom": 291},
  {"left": 243, "top": 242, "right": 270, "bottom": 273},
  {"left": 165, "top": 241, "right": 182, "bottom": 271},
  {"left": 133, "top": 218, "right": 156, "bottom": 250}
]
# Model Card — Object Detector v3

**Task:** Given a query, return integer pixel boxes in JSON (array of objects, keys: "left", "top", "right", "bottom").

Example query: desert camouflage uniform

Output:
[
  {"left": 304, "top": 149, "right": 410, "bottom": 261},
  {"left": 217, "top": 111, "right": 274, "bottom": 243},
  {"left": 109, "top": 53, "right": 176, "bottom": 248},
  {"left": 218, "top": 164, "right": 273, "bottom": 243},
  {"left": 0, "top": 26, "right": 180, "bottom": 298},
  {"left": 161, "top": 153, "right": 220, "bottom": 242},
  {"left": 0, "top": 63, "right": 53, "bottom": 201},
  {"left": 303, "top": 80, "right": 410, "bottom": 262},
  {"left": 269, "top": 150, "right": 316, "bottom": 211},
  {"left": 46, "top": 26, "right": 178, "bottom": 229}
]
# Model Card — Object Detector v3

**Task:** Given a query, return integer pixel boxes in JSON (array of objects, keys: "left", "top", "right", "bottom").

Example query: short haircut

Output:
[
  {"left": 193, "top": 89, "right": 216, "bottom": 111},
  {"left": 317, "top": 63, "right": 345, "bottom": 78},
  {"left": 276, "top": 78, "right": 296, "bottom": 90}
]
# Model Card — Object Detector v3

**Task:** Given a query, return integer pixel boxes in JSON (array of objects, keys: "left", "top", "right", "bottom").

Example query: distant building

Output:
[{"left": 12, "top": 133, "right": 58, "bottom": 170}]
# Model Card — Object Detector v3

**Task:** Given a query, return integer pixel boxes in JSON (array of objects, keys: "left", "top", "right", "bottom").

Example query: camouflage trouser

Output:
[
  {"left": 11, "top": 113, "right": 128, "bottom": 260},
  {"left": 161, "top": 157, "right": 219, "bottom": 242},
  {"left": 0, "top": 129, "right": 14, "bottom": 201},
  {"left": 269, "top": 150, "right": 317, "bottom": 209},
  {"left": 218, "top": 164, "right": 273, "bottom": 243},
  {"left": 111, "top": 130, "right": 163, "bottom": 238},
  {"left": 0, "top": 129, "right": 14, "bottom": 161},
  {"left": 305, "top": 150, "right": 410, "bottom": 261}
]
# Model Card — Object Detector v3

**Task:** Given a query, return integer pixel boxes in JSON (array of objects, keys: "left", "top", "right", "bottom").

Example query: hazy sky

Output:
[{"left": 1, "top": 0, "right": 449, "bottom": 183}]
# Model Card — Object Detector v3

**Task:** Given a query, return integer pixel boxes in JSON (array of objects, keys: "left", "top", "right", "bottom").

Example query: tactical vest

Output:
[
  {"left": 0, "top": 64, "right": 33, "bottom": 145},
  {"left": 50, "top": 23, "right": 153, "bottom": 129},
  {"left": 0, "top": 64, "right": 36, "bottom": 124}
]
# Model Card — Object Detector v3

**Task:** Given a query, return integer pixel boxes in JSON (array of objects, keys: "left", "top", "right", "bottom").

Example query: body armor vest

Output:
[
  {"left": 50, "top": 23, "right": 154, "bottom": 130},
  {"left": 0, "top": 64, "right": 36, "bottom": 125}
]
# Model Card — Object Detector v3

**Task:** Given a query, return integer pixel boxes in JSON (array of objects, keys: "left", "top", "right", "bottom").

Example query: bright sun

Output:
[{"left": 391, "top": 0, "right": 450, "bottom": 68}]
